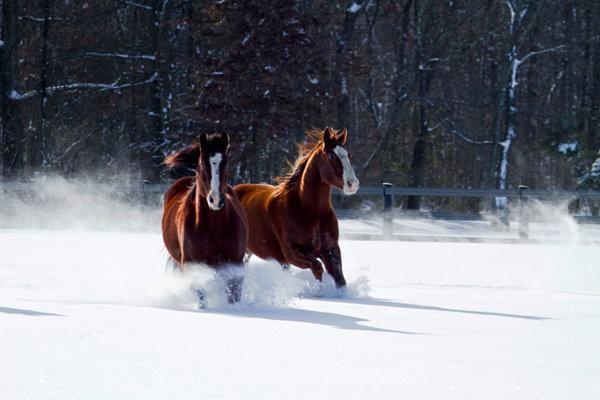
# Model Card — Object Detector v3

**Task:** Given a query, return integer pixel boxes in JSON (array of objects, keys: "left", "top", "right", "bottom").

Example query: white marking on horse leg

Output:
[
  {"left": 207, "top": 153, "right": 223, "bottom": 211},
  {"left": 333, "top": 146, "right": 360, "bottom": 194}
]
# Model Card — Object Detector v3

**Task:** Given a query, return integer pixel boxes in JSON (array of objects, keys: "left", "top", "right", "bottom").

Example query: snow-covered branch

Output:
[
  {"left": 518, "top": 45, "right": 566, "bottom": 64},
  {"left": 348, "top": 0, "right": 370, "bottom": 14},
  {"left": 19, "top": 16, "right": 64, "bottom": 22},
  {"left": 451, "top": 129, "right": 493, "bottom": 145},
  {"left": 9, "top": 73, "right": 158, "bottom": 101},
  {"left": 87, "top": 52, "right": 156, "bottom": 60},
  {"left": 124, "top": 1, "right": 153, "bottom": 11}
]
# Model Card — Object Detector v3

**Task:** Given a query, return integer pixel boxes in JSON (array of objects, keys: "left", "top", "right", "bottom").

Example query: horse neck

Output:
[{"left": 297, "top": 152, "right": 332, "bottom": 211}]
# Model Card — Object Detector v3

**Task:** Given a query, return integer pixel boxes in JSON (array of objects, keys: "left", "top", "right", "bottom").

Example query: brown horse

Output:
[
  {"left": 162, "top": 132, "right": 249, "bottom": 304},
  {"left": 233, "top": 127, "right": 359, "bottom": 296}
]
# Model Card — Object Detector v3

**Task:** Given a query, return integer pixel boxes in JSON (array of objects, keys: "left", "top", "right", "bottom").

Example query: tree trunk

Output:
[
  {"left": 147, "top": 1, "right": 166, "bottom": 182},
  {"left": 406, "top": 71, "right": 430, "bottom": 210},
  {"left": 406, "top": 0, "right": 430, "bottom": 210},
  {"left": 39, "top": 0, "right": 50, "bottom": 174},
  {"left": 0, "top": 0, "right": 21, "bottom": 179},
  {"left": 335, "top": 2, "right": 364, "bottom": 130}
]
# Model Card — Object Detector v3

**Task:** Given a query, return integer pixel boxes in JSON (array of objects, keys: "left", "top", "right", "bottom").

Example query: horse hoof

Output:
[
  {"left": 196, "top": 290, "right": 206, "bottom": 308},
  {"left": 313, "top": 282, "right": 324, "bottom": 298},
  {"left": 335, "top": 285, "right": 347, "bottom": 297}
]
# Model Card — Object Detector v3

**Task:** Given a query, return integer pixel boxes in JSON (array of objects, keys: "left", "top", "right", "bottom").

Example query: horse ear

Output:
[
  {"left": 337, "top": 128, "right": 347, "bottom": 145},
  {"left": 323, "top": 127, "right": 333, "bottom": 145},
  {"left": 221, "top": 131, "right": 229, "bottom": 150},
  {"left": 200, "top": 132, "right": 208, "bottom": 151}
]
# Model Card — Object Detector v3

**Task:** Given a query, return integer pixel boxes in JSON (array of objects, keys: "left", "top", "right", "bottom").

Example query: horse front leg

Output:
[
  {"left": 319, "top": 244, "right": 347, "bottom": 296},
  {"left": 222, "top": 264, "right": 245, "bottom": 304}
]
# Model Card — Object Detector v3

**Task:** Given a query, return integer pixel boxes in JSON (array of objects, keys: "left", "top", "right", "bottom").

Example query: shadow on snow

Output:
[
  {"left": 321, "top": 297, "right": 552, "bottom": 321},
  {"left": 0, "top": 306, "right": 66, "bottom": 317}
]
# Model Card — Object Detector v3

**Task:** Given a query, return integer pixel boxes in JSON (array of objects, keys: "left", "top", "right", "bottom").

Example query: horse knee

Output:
[{"left": 310, "top": 263, "right": 324, "bottom": 281}]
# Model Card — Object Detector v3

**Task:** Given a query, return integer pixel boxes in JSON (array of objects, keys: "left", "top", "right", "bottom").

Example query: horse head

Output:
[
  {"left": 320, "top": 127, "right": 360, "bottom": 195},
  {"left": 199, "top": 132, "right": 230, "bottom": 211}
]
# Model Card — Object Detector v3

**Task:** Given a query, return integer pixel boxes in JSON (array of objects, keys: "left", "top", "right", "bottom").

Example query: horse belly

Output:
[
  {"left": 234, "top": 184, "right": 286, "bottom": 264},
  {"left": 242, "top": 213, "right": 282, "bottom": 263},
  {"left": 244, "top": 211, "right": 288, "bottom": 264}
]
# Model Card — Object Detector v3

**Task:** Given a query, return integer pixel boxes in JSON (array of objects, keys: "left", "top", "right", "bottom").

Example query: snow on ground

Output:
[{"left": 1, "top": 225, "right": 599, "bottom": 399}]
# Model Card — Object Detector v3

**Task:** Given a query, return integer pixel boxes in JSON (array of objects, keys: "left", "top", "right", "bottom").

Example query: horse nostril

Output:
[
  {"left": 209, "top": 197, "right": 214, "bottom": 203},
  {"left": 346, "top": 180, "right": 352, "bottom": 187}
]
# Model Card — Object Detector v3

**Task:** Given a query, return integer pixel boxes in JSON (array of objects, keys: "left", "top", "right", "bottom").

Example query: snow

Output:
[
  {"left": 558, "top": 142, "right": 578, "bottom": 155},
  {"left": 1, "top": 225, "right": 599, "bottom": 399},
  {"left": 348, "top": 3, "right": 362, "bottom": 13},
  {"left": 1, "top": 178, "right": 599, "bottom": 398},
  {"left": 592, "top": 154, "right": 600, "bottom": 177},
  {"left": 9, "top": 89, "right": 31, "bottom": 100}
]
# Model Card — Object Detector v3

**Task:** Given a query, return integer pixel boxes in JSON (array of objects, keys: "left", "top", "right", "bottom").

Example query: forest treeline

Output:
[{"left": 1, "top": 0, "right": 600, "bottom": 210}]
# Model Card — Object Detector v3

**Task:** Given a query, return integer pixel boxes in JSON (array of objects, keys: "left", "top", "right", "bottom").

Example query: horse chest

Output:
[{"left": 182, "top": 208, "right": 245, "bottom": 264}]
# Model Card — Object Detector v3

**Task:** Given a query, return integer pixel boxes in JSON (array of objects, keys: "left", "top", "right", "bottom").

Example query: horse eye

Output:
[
  {"left": 329, "top": 153, "right": 335, "bottom": 160},
  {"left": 200, "top": 162, "right": 206, "bottom": 169}
]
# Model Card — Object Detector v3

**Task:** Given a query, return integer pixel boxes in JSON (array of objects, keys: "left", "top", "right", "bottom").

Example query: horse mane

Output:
[
  {"left": 165, "top": 143, "right": 201, "bottom": 171},
  {"left": 273, "top": 127, "right": 337, "bottom": 195}
]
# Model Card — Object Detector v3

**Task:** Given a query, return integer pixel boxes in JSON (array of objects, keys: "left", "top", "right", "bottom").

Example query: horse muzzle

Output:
[
  {"left": 343, "top": 178, "right": 360, "bottom": 195},
  {"left": 207, "top": 191, "right": 226, "bottom": 211}
]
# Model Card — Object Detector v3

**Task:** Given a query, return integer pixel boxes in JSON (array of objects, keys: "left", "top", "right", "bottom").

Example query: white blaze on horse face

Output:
[
  {"left": 333, "top": 146, "right": 360, "bottom": 195},
  {"left": 207, "top": 153, "right": 224, "bottom": 211}
]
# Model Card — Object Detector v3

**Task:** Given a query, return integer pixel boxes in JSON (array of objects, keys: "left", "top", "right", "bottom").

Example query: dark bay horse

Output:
[
  {"left": 233, "top": 127, "right": 359, "bottom": 296},
  {"left": 162, "top": 132, "right": 249, "bottom": 304}
]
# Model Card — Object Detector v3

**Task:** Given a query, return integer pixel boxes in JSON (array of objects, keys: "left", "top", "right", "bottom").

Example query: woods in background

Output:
[{"left": 2, "top": 0, "right": 600, "bottom": 210}]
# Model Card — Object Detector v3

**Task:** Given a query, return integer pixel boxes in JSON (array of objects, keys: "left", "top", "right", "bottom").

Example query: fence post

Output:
[
  {"left": 142, "top": 180, "right": 150, "bottom": 207},
  {"left": 383, "top": 183, "right": 393, "bottom": 239},
  {"left": 519, "top": 185, "right": 529, "bottom": 240}
]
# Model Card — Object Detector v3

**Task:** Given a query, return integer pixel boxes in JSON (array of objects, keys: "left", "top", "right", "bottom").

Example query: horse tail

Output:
[
  {"left": 165, "top": 255, "right": 183, "bottom": 275},
  {"left": 165, "top": 144, "right": 200, "bottom": 171}
]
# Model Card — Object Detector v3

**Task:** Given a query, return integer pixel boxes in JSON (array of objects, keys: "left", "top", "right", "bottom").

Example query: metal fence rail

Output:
[
  {"left": 3, "top": 181, "right": 600, "bottom": 241},
  {"left": 332, "top": 184, "right": 600, "bottom": 241},
  {"left": 333, "top": 185, "right": 600, "bottom": 199}
]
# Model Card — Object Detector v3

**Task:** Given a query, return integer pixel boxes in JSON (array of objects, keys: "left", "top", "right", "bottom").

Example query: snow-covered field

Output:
[{"left": 1, "top": 223, "right": 600, "bottom": 399}]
